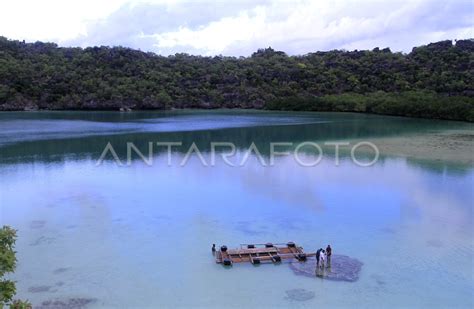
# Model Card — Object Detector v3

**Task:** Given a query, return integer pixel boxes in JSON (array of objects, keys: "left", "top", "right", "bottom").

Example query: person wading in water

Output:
[
  {"left": 326, "top": 245, "right": 332, "bottom": 267},
  {"left": 316, "top": 248, "right": 322, "bottom": 270},
  {"left": 320, "top": 250, "right": 326, "bottom": 268}
]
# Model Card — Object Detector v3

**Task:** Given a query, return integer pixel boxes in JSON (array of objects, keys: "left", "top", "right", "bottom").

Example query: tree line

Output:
[{"left": 0, "top": 36, "right": 472, "bottom": 121}]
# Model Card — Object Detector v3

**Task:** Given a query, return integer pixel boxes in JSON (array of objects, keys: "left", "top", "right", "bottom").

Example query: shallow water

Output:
[{"left": 0, "top": 111, "right": 473, "bottom": 308}]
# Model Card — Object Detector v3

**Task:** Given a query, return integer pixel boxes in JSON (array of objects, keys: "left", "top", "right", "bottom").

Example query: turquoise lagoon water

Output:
[{"left": 0, "top": 111, "right": 473, "bottom": 308}]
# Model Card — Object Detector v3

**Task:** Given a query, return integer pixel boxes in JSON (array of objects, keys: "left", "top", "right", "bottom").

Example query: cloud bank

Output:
[{"left": 0, "top": 0, "right": 472, "bottom": 56}]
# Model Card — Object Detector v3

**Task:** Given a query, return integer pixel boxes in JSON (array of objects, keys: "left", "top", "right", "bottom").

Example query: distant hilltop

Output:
[{"left": 0, "top": 37, "right": 472, "bottom": 121}]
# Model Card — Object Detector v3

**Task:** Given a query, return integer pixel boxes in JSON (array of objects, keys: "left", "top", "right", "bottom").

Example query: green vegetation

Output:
[
  {"left": 265, "top": 91, "right": 474, "bottom": 121},
  {"left": 0, "top": 226, "right": 31, "bottom": 309},
  {"left": 0, "top": 36, "right": 472, "bottom": 120}
]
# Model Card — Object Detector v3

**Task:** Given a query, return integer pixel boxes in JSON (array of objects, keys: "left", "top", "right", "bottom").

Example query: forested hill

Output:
[{"left": 0, "top": 36, "right": 473, "bottom": 121}]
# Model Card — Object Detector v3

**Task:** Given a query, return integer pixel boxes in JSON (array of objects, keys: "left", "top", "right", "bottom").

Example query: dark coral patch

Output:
[
  {"left": 36, "top": 298, "right": 97, "bottom": 309},
  {"left": 285, "top": 288, "right": 315, "bottom": 301},
  {"left": 290, "top": 254, "right": 363, "bottom": 282}
]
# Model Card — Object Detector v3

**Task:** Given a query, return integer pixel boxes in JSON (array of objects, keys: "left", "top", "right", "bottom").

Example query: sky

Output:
[{"left": 0, "top": 0, "right": 472, "bottom": 56}]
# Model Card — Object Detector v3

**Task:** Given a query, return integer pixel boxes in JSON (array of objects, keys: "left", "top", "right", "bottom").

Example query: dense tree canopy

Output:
[{"left": 0, "top": 37, "right": 472, "bottom": 120}]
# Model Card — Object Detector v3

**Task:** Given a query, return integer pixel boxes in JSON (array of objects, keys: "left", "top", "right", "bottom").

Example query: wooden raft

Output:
[{"left": 215, "top": 242, "right": 316, "bottom": 266}]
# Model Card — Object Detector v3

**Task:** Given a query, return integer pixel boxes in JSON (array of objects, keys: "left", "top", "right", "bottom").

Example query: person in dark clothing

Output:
[
  {"left": 326, "top": 245, "right": 332, "bottom": 267},
  {"left": 316, "top": 248, "right": 322, "bottom": 267},
  {"left": 212, "top": 244, "right": 216, "bottom": 254}
]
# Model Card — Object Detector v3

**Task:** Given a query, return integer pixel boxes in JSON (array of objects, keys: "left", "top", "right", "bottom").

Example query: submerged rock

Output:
[
  {"left": 289, "top": 254, "right": 363, "bottom": 282},
  {"left": 370, "top": 274, "right": 387, "bottom": 286},
  {"left": 426, "top": 239, "right": 443, "bottom": 248},
  {"left": 53, "top": 267, "right": 70, "bottom": 274},
  {"left": 28, "top": 285, "right": 52, "bottom": 293},
  {"left": 285, "top": 288, "right": 315, "bottom": 301},
  {"left": 30, "top": 236, "right": 55, "bottom": 246},
  {"left": 30, "top": 220, "right": 46, "bottom": 229},
  {"left": 36, "top": 298, "right": 97, "bottom": 309},
  {"left": 379, "top": 227, "right": 396, "bottom": 234}
]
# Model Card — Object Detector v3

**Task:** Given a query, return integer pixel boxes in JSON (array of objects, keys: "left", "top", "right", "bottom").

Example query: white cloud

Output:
[
  {"left": 0, "top": 0, "right": 131, "bottom": 41},
  {"left": 0, "top": 0, "right": 472, "bottom": 55},
  {"left": 148, "top": 0, "right": 473, "bottom": 55},
  {"left": 150, "top": 7, "right": 267, "bottom": 55}
]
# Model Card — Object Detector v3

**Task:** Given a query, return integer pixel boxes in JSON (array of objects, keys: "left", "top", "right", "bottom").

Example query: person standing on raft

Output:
[{"left": 326, "top": 245, "right": 332, "bottom": 267}]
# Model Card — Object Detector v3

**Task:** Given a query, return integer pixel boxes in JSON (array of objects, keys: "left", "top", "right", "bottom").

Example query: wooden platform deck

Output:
[{"left": 215, "top": 242, "right": 316, "bottom": 266}]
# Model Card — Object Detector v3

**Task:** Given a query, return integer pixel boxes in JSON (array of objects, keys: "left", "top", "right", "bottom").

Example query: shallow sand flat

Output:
[{"left": 371, "top": 129, "right": 474, "bottom": 165}]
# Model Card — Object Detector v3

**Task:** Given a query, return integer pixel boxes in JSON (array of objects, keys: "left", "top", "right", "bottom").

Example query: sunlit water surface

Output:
[{"left": 0, "top": 111, "right": 472, "bottom": 308}]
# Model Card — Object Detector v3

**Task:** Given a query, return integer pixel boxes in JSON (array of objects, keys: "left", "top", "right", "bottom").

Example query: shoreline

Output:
[{"left": 0, "top": 107, "right": 472, "bottom": 123}]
